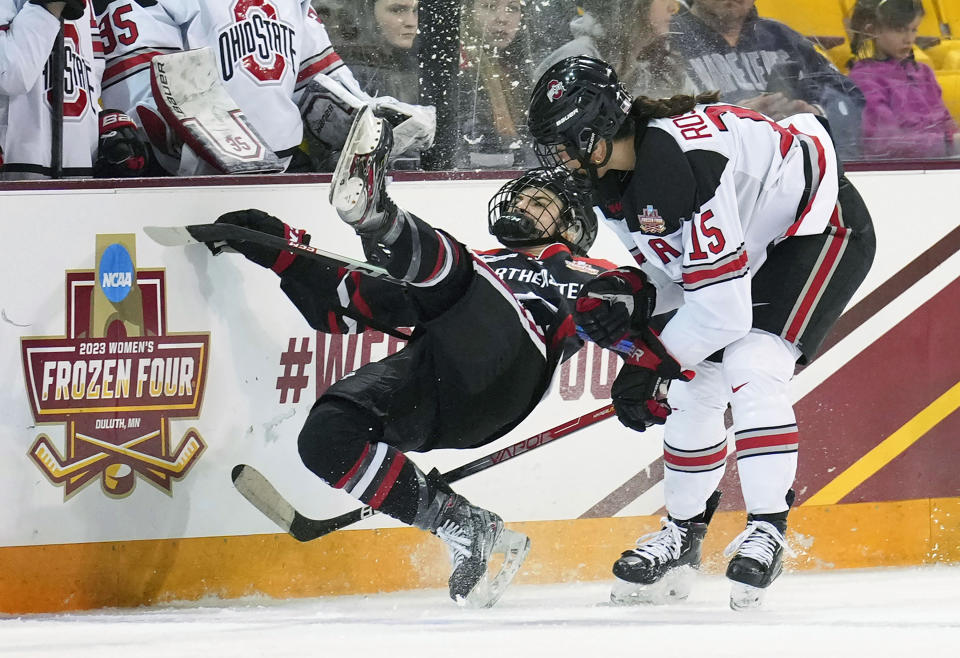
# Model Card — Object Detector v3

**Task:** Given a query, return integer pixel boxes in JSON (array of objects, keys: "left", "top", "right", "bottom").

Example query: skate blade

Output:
[
  {"left": 329, "top": 105, "right": 382, "bottom": 205},
  {"left": 729, "top": 581, "right": 766, "bottom": 610},
  {"left": 610, "top": 566, "right": 695, "bottom": 606},
  {"left": 457, "top": 529, "right": 531, "bottom": 609}
]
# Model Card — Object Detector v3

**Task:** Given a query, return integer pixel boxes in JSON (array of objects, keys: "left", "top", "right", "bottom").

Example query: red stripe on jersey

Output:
[
  {"left": 297, "top": 52, "right": 342, "bottom": 82},
  {"left": 682, "top": 250, "right": 748, "bottom": 286},
  {"left": 326, "top": 310, "right": 343, "bottom": 333},
  {"left": 0, "top": 25, "right": 9, "bottom": 31},
  {"left": 785, "top": 129, "right": 828, "bottom": 237},
  {"left": 349, "top": 271, "right": 373, "bottom": 318},
  {"left": 539, "top": 243, "right": 569, "bottom": 260},
  {"left": 421, "top": 232, "right": 447, "bottom": 283},
  {"left": 735, "top": 431, "right": 799, "bottom": 452},
  {"left": 368, "top": 452, "right": 407, "bottom": 509},
  {"left": 334, "top": 444, "right": 371, "bottom": 489},
  {"left": 663, "top": 444, "right": 728, "bottom": 467},
  {"left": 784, "top": 226, "right": 848, "bottom": 342},
  {"left": 103, "top": 50, "right": 164, "bottom": 83}
]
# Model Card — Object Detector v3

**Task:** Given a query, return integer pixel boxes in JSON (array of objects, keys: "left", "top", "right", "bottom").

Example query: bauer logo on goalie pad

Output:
[
  {"left": 20, "top": 234, "right": 209, "bottom": 500},
  {"left": 150, "top": 49, "right": 283, "bottom": 174}
]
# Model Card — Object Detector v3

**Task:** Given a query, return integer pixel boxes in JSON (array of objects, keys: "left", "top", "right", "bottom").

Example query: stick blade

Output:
[
  {"left": 143, "top": 225, "right": 204, "bottom": 247},
  {"left": 232, "top": 464, "right": 296, "bottom": 533}
]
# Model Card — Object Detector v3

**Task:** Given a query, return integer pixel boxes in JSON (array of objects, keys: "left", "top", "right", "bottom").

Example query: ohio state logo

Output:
[
  {"left": 218, "top": 0, "right": 297, "bottom": 83},
  {"left": 45, "top": 23, "right": 94, "bottom": 119},
  {"left": 546, "top": 79, "right": 565, "bottom": 102}
]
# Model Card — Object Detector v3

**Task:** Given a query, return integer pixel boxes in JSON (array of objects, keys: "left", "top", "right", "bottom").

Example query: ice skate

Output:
[
  {"left": 330, "top": 105, "right": 396, "bottom": 236},
  {"left": 610, "top": 490, "right": 720, "bottom": 605},
  {"left": 433, "top": 494, "right": 530, "bottom": 608},
  {"left": 724, "top": 514, "right": 792, "bottom": 610}
]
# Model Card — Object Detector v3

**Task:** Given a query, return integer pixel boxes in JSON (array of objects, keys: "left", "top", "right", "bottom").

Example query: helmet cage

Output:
[{"left": 488, "top": 168, "right": 598, "bottom": 256}]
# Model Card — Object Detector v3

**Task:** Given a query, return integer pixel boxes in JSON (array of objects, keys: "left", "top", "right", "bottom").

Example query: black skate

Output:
[
  {"left": 330, "top": 105, "right": 398, "bottom": 238},
  {"left": 433, "top": 494, "right": 530, "bottom": 608},
  {"left": 724, "top": 513, "right": 793, "bottom": 610},
  {"left": 611, "top": 490, "right": 721, "bottom": 605}
]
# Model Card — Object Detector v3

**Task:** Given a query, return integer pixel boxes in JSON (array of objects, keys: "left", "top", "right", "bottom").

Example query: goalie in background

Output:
[
  {"left": 205, "top": 109, "right": 624, "bottom": 607},
  {"left": 95, "top": 0, "right": 435, "bottom": 176}
]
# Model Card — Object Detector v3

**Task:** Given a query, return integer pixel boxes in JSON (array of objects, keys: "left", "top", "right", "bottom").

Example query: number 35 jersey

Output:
[
  {"left": 596, "top": 106, "right": 840, "bottom": 368},
  {"left": 96, "top": 0, "right": 356, "bottom": 159}
]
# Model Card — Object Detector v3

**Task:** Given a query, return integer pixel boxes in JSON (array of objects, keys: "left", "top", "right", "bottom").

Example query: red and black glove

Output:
[
  {"left": 94, "top": 110, "right": 149, "bottom": 178},
  {"left": 209, "top": 209, "right": 310, "bottom": 274},
  {"left": 574, "top": 267, "right": 656, "bottom": 349},
  {"left": 30, "top": 0, "right": 85, "bottom": 20},
  {"left": 611, "top": 329, "right": 694, "bottom": 432}
]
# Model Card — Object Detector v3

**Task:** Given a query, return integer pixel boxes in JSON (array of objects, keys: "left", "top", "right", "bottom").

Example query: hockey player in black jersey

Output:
[
  {"left": 207, "top": 107, "right": 614, "bottom": 608},
  {"left": 527, "top": 56, "right": 876, "bottom": 609}
]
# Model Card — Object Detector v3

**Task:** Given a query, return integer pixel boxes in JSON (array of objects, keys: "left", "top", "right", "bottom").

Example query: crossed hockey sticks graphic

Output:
[
  {"left": 32, "top": 429, "right": 204, "bottom": 482},
  {"left": 232, "top": 404, "right": 616, "bottom": 542}
]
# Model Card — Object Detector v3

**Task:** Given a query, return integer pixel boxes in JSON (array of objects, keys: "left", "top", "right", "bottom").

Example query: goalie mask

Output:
[
  {"left": 527, "top": 56, "right": 632, "bottom": 182},
  {"left": 488, "top": 167, "right": 598, "bottom": 256}
]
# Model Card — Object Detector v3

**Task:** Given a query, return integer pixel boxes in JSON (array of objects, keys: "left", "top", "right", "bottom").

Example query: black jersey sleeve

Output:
[
  {"left": 278, "top": 257, "right": 417, "bottom": 333},
  {"left": 622, "top": 127, "right": 699, "bottom": 234}
]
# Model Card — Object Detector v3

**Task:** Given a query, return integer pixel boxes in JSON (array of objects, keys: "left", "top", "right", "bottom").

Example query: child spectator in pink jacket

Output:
[{"left": 848, "top": 0, "right": 958, "bottom": 159}]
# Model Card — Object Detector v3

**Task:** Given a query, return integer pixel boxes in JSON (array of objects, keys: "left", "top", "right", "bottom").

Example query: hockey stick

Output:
[
  {"left": 144, "top": 223, "right": 411, "bottom": 340},
  {"left": 143, "top": 223, "right": 400, "bottom": 283},
  {"left": 232, "top": 403, "right": 616, "bottom": 542},
  {"left": 50, "top": 18, "right": 65, "bottom": 178}
]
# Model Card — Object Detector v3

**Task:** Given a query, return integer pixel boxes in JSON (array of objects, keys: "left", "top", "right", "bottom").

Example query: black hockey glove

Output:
[
  {"left": 611, "top": 330, "right": 693, "bottom": 432},
  {"left": 210, "top": 209, "right": 311, "bottom": 273},
  {"left": 574, "top": 267, "right": 656, "bottom": 349},
  {"left": 30, "top": 0, "right": 85, "bottom": 20},
  {"left": 94, "top": 110, "right": 150, "bottom": 178}
]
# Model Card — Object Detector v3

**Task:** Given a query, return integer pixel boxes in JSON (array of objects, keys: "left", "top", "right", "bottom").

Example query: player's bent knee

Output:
[{"left": 297, "top": 397, "right": 381, "bottom": 484}]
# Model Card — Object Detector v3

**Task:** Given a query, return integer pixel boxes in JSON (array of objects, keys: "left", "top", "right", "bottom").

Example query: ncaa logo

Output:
[
  {"left": 546, "top": 79, "right": 566, "bottom": 102},
  {"left": 98, "top": 243, "right": 134, "bottom": 303}
]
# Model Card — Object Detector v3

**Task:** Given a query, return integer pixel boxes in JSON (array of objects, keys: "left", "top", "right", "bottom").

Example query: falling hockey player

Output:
[
  {"left": 203, "top": 107, "right": 618, "bottom": 607},
  {"left": 526, "top": 56, "right": 877, "bottom": 609}
]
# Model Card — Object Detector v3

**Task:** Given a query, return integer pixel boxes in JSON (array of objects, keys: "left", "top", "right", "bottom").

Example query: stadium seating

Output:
[{"left": 756, "top": 0, "right": 847, "bottom": 38}]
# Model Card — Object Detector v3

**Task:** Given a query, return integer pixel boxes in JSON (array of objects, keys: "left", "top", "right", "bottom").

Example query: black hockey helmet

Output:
[
  {"left": 527, "top": 56, "right": 633, "bottom": 172},
  {"left": 488, "top": 167, "right": 598, "bottom": 256}
]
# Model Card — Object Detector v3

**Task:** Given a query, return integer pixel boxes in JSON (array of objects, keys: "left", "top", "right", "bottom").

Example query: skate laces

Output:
[
  {"left": 436, "top": 519, "right": 473, "bottom": 567},
  {"left": 630, "top": 518, "right": 685, "bottom": 563},
  {"left": 723, "top": 520, "right": 794, "bottom": 565}
]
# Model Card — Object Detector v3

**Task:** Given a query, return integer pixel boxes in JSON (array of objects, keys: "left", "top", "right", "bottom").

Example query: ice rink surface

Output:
[{"left": 2, "top": 566, "right": 958, "bottom": 658}]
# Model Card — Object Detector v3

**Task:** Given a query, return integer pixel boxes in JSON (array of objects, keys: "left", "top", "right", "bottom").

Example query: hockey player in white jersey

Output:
[
  {"left": 528, "top": 56, "right": 876, "bottom": 609},
  {"left": 0, "top": 0, "right": 101, "bottom": 178},
  {"left": 95, "top": 0, "right": 435, "bottom": 174}
]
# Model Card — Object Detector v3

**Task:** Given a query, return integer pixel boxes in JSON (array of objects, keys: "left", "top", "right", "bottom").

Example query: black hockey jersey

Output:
[{"left": 278, "top": 242, "right": 615, "bottom": 367}]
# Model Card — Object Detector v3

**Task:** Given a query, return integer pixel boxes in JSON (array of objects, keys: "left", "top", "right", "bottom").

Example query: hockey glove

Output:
[
  {"left": 611, "top": 330, "right": 693, "bottom": 432},
  {"left": 30, "top": 0, "right": 85, "bottom": 20},
  {"left": 574, "top": 267, "right": 656, "bottom": 349},
  {"left": 210, "top": 209, "right": 311, "bottom": 274},
  {"left": 94, "top": 110, "right": 149, "bottom": 178}
]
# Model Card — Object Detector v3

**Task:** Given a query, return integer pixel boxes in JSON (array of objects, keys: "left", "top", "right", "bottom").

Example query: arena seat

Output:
[
  {"left": 934, "top": 69, "right": 960, "bottom": 121},
  {"left": 756, "top": 0, "right": 846, "bottom": 38}
]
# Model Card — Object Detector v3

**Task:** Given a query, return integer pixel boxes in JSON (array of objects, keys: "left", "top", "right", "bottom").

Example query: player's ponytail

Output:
[{"left": 628, "top": 91, "right": 721, "bottom": 121}]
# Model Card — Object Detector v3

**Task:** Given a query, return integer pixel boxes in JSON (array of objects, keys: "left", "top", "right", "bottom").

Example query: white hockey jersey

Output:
[
  {"left": 0, "top": 0, "right": 102, "bottom": 178},
  {"left": 96, "top": 0, "right": 363, "bottom": 163},
  {"left": 597, "top": 105, "right": 839, "bottom": 368}
]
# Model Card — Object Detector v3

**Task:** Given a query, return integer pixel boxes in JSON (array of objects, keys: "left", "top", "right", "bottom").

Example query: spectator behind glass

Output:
[
  {"left": 336, "top": 0, "right": 420, "bottom": 106},
  {"left": 847, "top": 0, "right": 958, "bottom": 159},
  {"left": 671, "top": 0, "right": 866, "bottom": 159},
  {"left": 535, "top": 0, "right": 695, "bottom": 98},
  {"left": 459, "top": 0, "right": 536, "bottom": 168}
]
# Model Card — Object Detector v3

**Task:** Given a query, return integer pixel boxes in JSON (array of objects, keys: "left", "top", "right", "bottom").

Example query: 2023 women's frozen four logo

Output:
[
  {"left": 20, "top": 236, "right": 209, "bottom": 499},
  {"left": 218, "top": 0, "right": 297, "bottom": 83}
]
